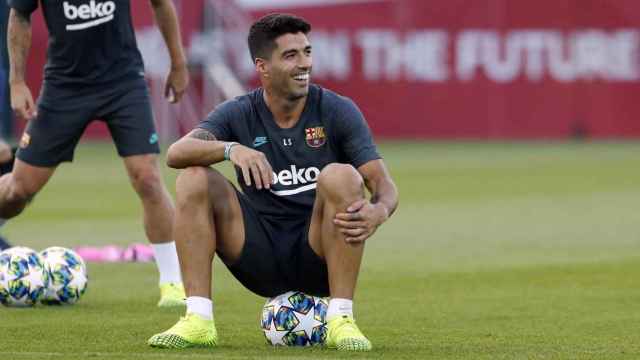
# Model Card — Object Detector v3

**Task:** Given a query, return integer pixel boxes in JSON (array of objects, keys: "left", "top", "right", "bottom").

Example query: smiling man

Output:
[{"left": 148, "top": 13, "right": 398, "bottom": 352}]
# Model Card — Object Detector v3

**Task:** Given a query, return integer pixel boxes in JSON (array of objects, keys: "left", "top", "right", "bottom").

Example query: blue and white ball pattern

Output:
[
  {"left": 40, "top": 247, "right": 87, "bottom": 305},
  {"left": 0, "top": 247, "right": 49, "bottom": 307},
  {"left": 262, "top": 291, "right": 328, "bottom": 346}
]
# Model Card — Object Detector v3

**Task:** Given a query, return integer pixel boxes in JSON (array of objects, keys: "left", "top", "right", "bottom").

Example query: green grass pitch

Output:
[{"left": 1, "top": 141, "right": 639, "bottom": 359}]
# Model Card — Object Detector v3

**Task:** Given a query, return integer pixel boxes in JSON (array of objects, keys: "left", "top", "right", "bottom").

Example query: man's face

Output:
[{"left": 262, "top": 32, "right": 312, "bottom": 100}]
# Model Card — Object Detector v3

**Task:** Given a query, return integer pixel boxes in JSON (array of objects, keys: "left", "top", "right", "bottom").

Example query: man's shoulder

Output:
[
  {"left": 313, "top": 84, "right": 353, "bottom": 108},
  {"left": 312, "top": 84, "right": 360, "bottom": 122},
  {"left": 215, "top": 89, "right": 260, "bottom": 116},
  {"left": 313, "top": 85, "right": 360, "bottom": 122}
]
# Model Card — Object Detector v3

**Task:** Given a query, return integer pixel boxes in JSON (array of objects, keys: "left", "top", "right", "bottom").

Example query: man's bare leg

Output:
[
  {"left": 123, "top": 154, "right": 182, "bottom": 306},
  {"left": 0, "top": 159, "right": 56, "bottom": 218},
  {"left": 172, "top": 166, "right": 244, "bottom": 301},
  {"left": 123, "top": 154, "right": 174, "bottom": 245},
  {"left": 308, "top": 163, "right": 372, "bottom": 351},
  {"left": 148, "top": 166, "right": 244, "bottom": 349},
  {"left": 309, "top": 163, "right": 366, "bottom": 300}
]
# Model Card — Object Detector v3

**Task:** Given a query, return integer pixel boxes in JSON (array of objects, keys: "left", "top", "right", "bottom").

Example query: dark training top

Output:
[
  {"left": 198, "top": 84, "right": 381, "bottom": 220},
  {"left": 8, "top": 0, "right": 144, "bottom": 85}
]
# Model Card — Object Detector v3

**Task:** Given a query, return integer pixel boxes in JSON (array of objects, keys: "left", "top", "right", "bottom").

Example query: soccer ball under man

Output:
[
  {"left": 261, "top": 291, "right": 328, "bottom": 346},
  {"left": 0, "top": 246, "right": 49, "bottom": 307},
  {"left": 40, "top": 246, "right": 88, "bottom": 305}
]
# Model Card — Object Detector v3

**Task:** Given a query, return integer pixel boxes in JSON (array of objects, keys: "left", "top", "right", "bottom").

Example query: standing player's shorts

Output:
[
  {"left": 17, "top": 77, "right": 160, "bottom": 167},
  {"left": 224, "top": 188, "right": 330, "bottom": 298}
]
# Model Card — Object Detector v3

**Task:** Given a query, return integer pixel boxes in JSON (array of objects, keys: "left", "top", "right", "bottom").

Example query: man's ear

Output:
[{"left": 255, "top": 58, "right": 270, "bottom": 78}]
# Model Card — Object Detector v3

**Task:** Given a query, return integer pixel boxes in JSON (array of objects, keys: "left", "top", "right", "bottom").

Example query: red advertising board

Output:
[
  {"left": 19, "top": 0, "right": 640, "bottom": 139},
  {"left": 248, "top": 0, "right": 640, "bottom": 139}
]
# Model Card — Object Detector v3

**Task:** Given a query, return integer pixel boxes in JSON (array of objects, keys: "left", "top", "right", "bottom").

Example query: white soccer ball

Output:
[
  {"left": 40, "top": 246, "right": 88, "bottom": 305},
  {"left": 261, "top": 291, "right": 328, "bottom": 346},
  {"left": 0, "top": 246, "right": 49, "bottom": 307}
]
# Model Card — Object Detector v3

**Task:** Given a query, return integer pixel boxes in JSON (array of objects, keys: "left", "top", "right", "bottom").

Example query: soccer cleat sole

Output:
[
  {"left": 157, "top": 298, "right": 186, "bottom": 308},
  {"left": 148, "top": 333, "right": 217, "bottom": 349},
  {"left": 337, "top": 338, "right": 372, "bottom": 352}
]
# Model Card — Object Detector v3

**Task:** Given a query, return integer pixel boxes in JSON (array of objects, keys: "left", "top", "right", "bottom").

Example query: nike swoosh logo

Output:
[{"left": 253, "top": 140, "right": 268, "bottom": 147}]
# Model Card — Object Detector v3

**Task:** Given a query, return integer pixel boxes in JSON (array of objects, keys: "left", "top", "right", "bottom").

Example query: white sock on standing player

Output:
[
  {"left": 151, "top": 242, "right": 182, "bottom": 284},
  {"left": 186, "top": 296, "right": 214, "bottom": 320},
  {"left": 327, "top": 298, "right": 353, "bottom": 320}
]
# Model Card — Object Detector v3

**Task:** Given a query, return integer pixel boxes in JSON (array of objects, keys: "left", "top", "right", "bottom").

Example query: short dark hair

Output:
[{"left": 248, "top": 13, "right": 311, "bottom": 63}]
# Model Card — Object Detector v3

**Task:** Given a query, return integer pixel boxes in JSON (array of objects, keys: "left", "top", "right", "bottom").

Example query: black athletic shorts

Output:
[
  {"left": 224, "top": 188, "right": 329, "bottom": 298},
  {"left": 17, "top": 77, "right": 160, "bottom": 167}
]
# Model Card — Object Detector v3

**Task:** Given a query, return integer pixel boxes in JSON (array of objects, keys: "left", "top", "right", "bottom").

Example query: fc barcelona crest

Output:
[
  {"left": 19, "top": 132, "right": 31, "bottom": 149},
  {"left": 305, "top": 127, "right": 326, "bottom": 148}
]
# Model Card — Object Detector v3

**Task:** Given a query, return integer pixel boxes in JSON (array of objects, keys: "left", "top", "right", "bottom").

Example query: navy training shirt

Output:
[
  {"left": 197, "top": 84, "right": 381, "bottom": 220},
  {"left": 7, "top": 0, "right": 144, "bottom": 85}
]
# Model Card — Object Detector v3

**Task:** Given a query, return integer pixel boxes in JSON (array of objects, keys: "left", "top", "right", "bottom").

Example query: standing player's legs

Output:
[
  {"left": 123, "top": 154, "right": 174, "bottom": 247},
  {"left": 148, "top": 166, "right": 246, "bottom": 349},
  {"left": 0, "top": 160, "right": 54, "bottom": 249},
  {"left": 0, "top": 91, "right": 90, "bottom": 218},
  {"left": 122, "top": 154, "right": 184, "bottom": 305},
  {"left": 102, "top": 79, "right": 183, "bottom": 307},
  {"left": 307, "top": 163, "right": 372, "bottom": 351}
]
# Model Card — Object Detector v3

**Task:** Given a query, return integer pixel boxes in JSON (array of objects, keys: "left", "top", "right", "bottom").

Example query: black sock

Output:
[
  {"left": 0, "top": 235, "right": 11, "bottom": 250},
  {"left": 0, "top": 147, "right": 17, "bottom": 176}
]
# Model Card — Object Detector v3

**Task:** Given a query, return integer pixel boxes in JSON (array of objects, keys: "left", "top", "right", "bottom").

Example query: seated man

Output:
[{"left": 148, "top": 13, "right": 398, "bottom": 352}]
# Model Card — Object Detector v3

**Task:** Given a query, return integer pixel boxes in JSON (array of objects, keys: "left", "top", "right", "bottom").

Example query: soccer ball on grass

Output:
[
  {"left": 40, "top": 246, "right": 88, "bottom": 305},
  {"left": 0, "top": 246, "right": 49, "bottom": 307},
  {"left": 261, "top": 291, "right": 328, "bottom": 346}
]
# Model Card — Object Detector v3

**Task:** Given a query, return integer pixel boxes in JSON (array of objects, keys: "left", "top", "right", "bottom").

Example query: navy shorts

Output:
[
  {"left": 224, "top": 188, "right": 329, "bottom": 298},
  {"left": 17, "top": 77, "right": 160, "bottom": 167}
]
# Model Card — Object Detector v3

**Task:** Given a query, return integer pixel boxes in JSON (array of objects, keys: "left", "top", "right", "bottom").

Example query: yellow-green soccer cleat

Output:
[
  {"left": 148, "top": 313, "right": 218, "bottom": 349},
  {"left": 326, "top": 315, "right": 372, "bottom": 351},
  {"left": 157, "top": 283, "right": 186, "bottom": 307}
]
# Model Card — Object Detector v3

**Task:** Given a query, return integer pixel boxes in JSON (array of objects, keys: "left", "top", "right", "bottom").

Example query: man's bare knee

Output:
[
  {"left": 176, "top": 167, "right": 211, "bottom": 205},
  {"left": 176, "top": 167, "right": 229, "bottom": 206},
  {"left": 8, "top": 175, "right": 37, "bottom": 203},
  {"left": 317, "top": 163, "right": 364, "bottom": 204},
  {"left": 0, "top": 175, "right": 37, "bottom": 218},
  {"left": 129, "top": 167, "right": 164, "bottom": 200}
]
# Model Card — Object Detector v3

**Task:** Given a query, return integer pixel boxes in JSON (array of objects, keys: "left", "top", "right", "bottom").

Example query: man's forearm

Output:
[
  {"left": 7, "top": 9, "right": 32, "bottom": 84},
  {"left": 150, "top": 0, "right": 186, "bottom": 68},
  {"left": 167, "top": 138, "right": 228, "bottom": 169},
  {"left": 166, "top": 129, "right": 230, "bottom": 168}
]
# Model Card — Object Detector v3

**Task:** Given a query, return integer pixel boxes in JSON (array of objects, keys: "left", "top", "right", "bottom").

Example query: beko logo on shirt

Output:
[
  {"left": 63, "top": 1, "right": 116, "bottom": 31},
  {"left": 269, "top": 165, "right": 320, "bottom": 197}
]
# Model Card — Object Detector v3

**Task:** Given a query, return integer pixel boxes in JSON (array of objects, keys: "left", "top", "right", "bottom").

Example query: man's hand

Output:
[
  {"left": 229, "top": 144, "right": 273, "bottom": 190},
  {"left": 10, "top": 82, "right": 36, "bottom": 120},
  {"left": 334, "top": 199, "right": 389, "bottom": 243},
  {"left": 165, "top": 64, "right": 189, "bottom": 103}
]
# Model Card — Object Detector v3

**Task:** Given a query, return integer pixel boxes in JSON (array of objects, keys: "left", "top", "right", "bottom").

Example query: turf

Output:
[{"left": 1, "top": 141, "right": 639, "bottom": 359}]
